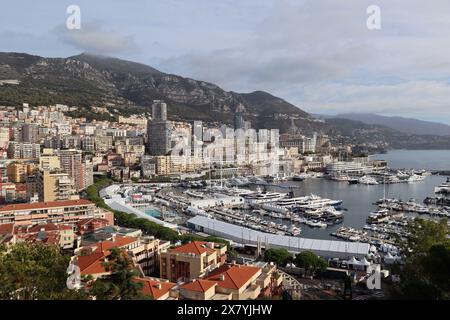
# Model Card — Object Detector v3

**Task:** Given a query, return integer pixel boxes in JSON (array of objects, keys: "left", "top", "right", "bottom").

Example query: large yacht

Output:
[
  {"left": 244, "top": 191, "right": 286, "bottom": 203},
  {"left": 358, "top": 175, "right": 379, "bottom": 185},
  {"left": 435, "top": 178, "right": 450, "bottom": 194},
  {"left": 293, "top": 194, "right": 343, "bottom": 209},
  {"left": 408, "top": 174, "right": 426, "bottom": 183}
]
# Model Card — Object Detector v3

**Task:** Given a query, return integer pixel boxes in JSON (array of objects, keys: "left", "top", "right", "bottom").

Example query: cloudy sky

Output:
[{"left": 2, "top": 0, "right": 450, "bottom": 123}]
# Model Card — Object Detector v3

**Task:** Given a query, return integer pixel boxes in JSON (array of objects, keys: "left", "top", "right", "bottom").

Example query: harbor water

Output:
[
  {"left": 371, "top": 149, "right": 450, "bottom": 170},
  {"left": 265, "top": 150, "right": 450, "bottom": 240}
]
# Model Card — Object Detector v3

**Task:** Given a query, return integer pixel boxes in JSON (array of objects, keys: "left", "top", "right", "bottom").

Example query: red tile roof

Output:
[
  {"left": 0, "top": 199, "right": 94, "bottom": 212},
  {"left": 170, "top": 241, "right": 216, "bottom": 255},
  {"left": 77, "top": 236, "right": 139, "bottom": 276},
  {"left": 27, "top": 223, "right": 59, "bottom": 233},
  {"left": 89, "top": 235, "right": 138, "bottom": 254},
  {"left": 0, "top": 223, "right": 14, "bottom": 235},
  {"left": 181, "top": 279, "right": 217, "bottom": 293},
  {"left": 76, "top": 218, "right": 110, "bottom": 228},
  {"left": 77, "top": 252, "right": 108, "bottom": 276},
  {"left": 206, "top": 264, "right": 261, "bottom": 290},
  {"left": 134, "top": 277, "right": 175, "bottom": 300},
  {"left": 18, "top": 231, "right": 61, "bottom": 246}
]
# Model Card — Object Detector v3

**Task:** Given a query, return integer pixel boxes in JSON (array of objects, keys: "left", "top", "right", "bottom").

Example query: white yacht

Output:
[
  {"left": 435, "top": 178, "right": 450, "bottom": 194},
  {"left": 244, "top": 191, "right": 286, "bottom": 204},
  {"left": 407, "top": 174, "right": 426, "bottom": 183},
  {"left": 367, "top": 209, "right": 390, "bottom": 224},
  {"left": 358, "top": 175, "right": 379, "bottom": 185},
  {"left": 305, "top": 220, "right": 328, "bottom": 228},
  {"left": 295, "top": 194, "right": 343, "bottom": 209}
]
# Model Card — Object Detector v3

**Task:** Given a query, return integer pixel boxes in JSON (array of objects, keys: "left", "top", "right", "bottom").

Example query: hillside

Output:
[
  {"left": 0, "top": 52, "right": 310, "bottom": 131},
  {"left": 1, "top": 52, "right": 450, "bottom": 149}
]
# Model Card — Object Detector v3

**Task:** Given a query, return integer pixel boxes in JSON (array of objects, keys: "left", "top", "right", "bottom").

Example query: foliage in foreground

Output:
[
  {"left": 263, "top": 248, "right": 327, "bottom": 275},
  {"left": 390, "top": 218, "right": 450, "bottom": 300},
  {"left": 0, "top": 243, "right": 155, "bottom": 300},
  {"left": 0, "top": 243, "right": 88, "bottom": 300}
]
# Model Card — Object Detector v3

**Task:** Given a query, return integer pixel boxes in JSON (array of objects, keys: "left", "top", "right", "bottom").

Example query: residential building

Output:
[
  {"left": 0, "top": 199, "right": 113, "bottom": 226},
  {"left": 160, "top": 241, "right": 227, "bottom": 283},
  {"left": 76, "top": 235, "right": 169, "bottom": 279},
  {"left": 21, "top": 124, "right": 39, "bottom": 143},
  {"left": 59, "top": 150, "right": 86, "bottom": 191},
  {"left": 7, "top": 162, "right": 36, "bottom": 183},
  {"left": 7, "top": 142, "right": 40, "bottom": 159},
  {"left": 15, "top": 223, "right": 76, "bottom": 250},
  {"left": 134, "top": 277, "right": 177, "bottom": 300},
  {"left": 36, "top": 169, "right": 78, "bottom": 202},
  {"left": 178, "top": 262, "right": 283, "bottom": 300}
]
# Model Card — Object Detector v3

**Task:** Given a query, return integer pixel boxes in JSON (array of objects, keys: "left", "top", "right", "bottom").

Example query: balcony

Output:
[
  {"left": 240, "top": 283, "right": 261, "bottom": 300},
  {"left": 273, "top": 272, "right": 283, "bottom": 287}
]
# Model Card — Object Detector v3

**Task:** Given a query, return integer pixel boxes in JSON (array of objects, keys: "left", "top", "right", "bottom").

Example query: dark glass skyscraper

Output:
[
  {"left": 234, "top": 103, "right": 245, "bottom": 130},
  {"left": 147, "top": 100, "right": 172, "bottom": 155}
]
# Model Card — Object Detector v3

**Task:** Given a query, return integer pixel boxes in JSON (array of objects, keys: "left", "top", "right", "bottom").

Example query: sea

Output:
[{"left": 266, "top": 150, "right": 450, "bottom": 240}]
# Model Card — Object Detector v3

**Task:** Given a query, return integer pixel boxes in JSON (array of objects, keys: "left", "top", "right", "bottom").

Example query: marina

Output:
[
  {"left": 101, "top": 169, "right": 449, "bottom": 242},
  {"left": 251, "top": 173, "right": 449, "bottom": 240}
]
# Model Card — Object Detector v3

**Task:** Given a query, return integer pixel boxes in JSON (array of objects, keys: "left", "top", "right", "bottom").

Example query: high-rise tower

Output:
[
  {"left": 147, "top": 100, "right": 172, "bottom": 156},
  {"left": 234, "top": 103, "right": 245, "bottom": 130}
]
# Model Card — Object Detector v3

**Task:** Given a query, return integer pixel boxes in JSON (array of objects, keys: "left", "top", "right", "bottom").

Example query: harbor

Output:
[
  {"left": 250, "top": 173, "right": 449, "bottom": 240},
  {"left": 101, "top": 172, "right": 449, "bottom": 242}
]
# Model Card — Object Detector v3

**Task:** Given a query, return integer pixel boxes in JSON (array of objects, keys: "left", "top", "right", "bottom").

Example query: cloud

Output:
[
  {"left": 295, "top": 80, "right": 450, "bottom": 122},
  {"left": 2, "top": 0, "right": 450, "bottom": 122},
  {"left": 157, "top": 0, "right": 450, "bottom": 123},
  {"left": 56, "top": 22, "right": 138, "bottom": 55}
]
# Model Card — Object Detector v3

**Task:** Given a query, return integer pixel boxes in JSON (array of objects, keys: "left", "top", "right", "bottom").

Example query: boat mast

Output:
[{"left": 220, "top": 158, "right": 223, "bottom": 188}]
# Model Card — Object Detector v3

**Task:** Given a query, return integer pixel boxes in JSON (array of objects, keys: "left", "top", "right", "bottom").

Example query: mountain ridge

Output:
[
  {"left": 335, "top": 113, "right": 450, "bottom": 136},
  {"left": 0, "top": 52, "right": 309, "bottom": 131},
  {"left": 2, "top": 52, "right": 450, "bottom": 149}
]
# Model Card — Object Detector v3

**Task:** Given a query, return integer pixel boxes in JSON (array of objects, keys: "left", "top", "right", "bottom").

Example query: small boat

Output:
[
  {"left": 288, "top": 226, "right": 302, "bottom": 236},
  {"left": 292, "top": 174, "right": 306, "bottom": 181}
]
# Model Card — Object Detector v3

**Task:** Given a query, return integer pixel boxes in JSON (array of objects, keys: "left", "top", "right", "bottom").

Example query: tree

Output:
[
  {"left": 400, "top": 218, "right": 448, "bottom": 257},
  {"left": 390, "top": 219, "right": 450, "bottom": 300},
  {"left": 263, "top": 248, "right": 292, "bottom": 267},
  {"left": 294, "top": 251, "right": 328, "bottom": 276},
  {"left": 0, "top": 243, "right": 88, "bottom": 300},
  {"left": 89, "top": 248, "right": 145, "bottom": 300}
]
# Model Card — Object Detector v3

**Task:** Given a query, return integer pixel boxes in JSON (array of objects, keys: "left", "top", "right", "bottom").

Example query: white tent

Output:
[
  {"left": 347, "top": 257, "right": 360, "bottom": 265},
  {"left": 361, "top": 257, "right": 371, "bottom": 266},
  {"left": 383, "top": 252, "right": 398, "bottom": 264}
]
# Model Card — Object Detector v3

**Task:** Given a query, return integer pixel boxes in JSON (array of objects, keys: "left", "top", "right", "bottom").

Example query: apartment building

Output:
[
  {"left": 7, "top": 142, "right": 40, "bottom": 159},
  {"left": 179, "top": 263, "right": 283, "bottom": 300},
  {"left": 14, "top": 223, "right": 76, "bottom": 250},
  {"left": 0, "top": 199, "right": 113, "bottom": 226},
  {"left": 76, "top": 235, "right": 169, "bottom": 279},
  {"left": 36, "top": 169, "right": 79, "bottom": 202},
  {"left": 59, "top": 150, "right": 86, "bottom": 191},
  {"left": 7, "top": 162, "right": 37, "bottom": 183},
  {"left": 160, "top": 241, "right": 227, "bottom": 283},
  {"left": 134, "top": 277, "right": 177, "bottom": 300}
]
